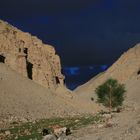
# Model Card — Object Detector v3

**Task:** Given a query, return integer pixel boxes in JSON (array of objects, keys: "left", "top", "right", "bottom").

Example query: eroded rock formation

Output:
[{"left": 0, "top": 20, "right": 64, "bottom": 89}]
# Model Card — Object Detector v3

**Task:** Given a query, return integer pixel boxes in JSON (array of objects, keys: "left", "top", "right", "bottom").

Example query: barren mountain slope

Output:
[
  {"left": 0, "top": 63, "right": 78, "bottom": 121},
  {"left": 0, "top": 63, "right": 102, "bottom": 126},
  {"left": 75, "top": 43, "right": 140, "bottom": 100},
  {"left": 69, "top": 43, "right": 140, "bottom": 140},
  {"left": 68, "top": 76, "right": 140, "bottom": 140}
]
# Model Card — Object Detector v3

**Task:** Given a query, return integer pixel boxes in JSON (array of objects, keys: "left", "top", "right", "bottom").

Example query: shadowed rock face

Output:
[{"left": 0, "top": 20, "right": 64, "bottom": 89}]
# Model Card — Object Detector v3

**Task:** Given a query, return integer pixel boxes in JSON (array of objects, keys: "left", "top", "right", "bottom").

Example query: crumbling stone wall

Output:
[{"left": 0, "top": 20, "right": 64, "bottom": 89}]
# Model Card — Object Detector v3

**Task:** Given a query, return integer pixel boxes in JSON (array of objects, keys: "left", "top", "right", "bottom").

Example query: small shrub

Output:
[{"left": 95, "top": 78, "right": 126, "bottom": 113}]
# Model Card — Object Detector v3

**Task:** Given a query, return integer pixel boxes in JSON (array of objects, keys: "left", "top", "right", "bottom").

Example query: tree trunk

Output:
[{"left": 109, "top": 85, "right": 112, "bottom": 113}]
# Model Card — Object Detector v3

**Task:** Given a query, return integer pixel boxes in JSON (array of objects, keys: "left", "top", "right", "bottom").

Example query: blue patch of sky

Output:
[
  {"left": 100, "top": 65, "right": 108, "bottom": 71},
  {"left": 64, "top": 67, "right": 80, "bottom": 76},
  {"left": 63, "top": 64, "right": 111, "bottom": 90}
]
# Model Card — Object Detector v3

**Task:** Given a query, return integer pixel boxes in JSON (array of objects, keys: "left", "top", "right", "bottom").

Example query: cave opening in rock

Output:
[
  {"left": 24, "top": 48, "right": 28, "bottom": 59},
  {"left": 137, "top": 70, "right": 140, "bottom": 75},
  {"left": 27, "top": 61, "right": 33, "bottom": 80},
  {"left": 24, "top": 48, "right": 28, "bottom": 55},
  {"left": 19, "top": 48, "right": 21, "bottom": 52},
  {"left": 55, "top": 76, "right": 60, "bottom": 84},
  {"left": 0, "top": 55, "right": 5, "bottom": 63}
]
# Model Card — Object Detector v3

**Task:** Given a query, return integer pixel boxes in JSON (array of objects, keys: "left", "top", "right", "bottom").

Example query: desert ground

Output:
[
  {"left": 67, "top": 77, "right": 140, "bottom": 140},
  {"left": 0, "top": 53, "right": 140, "bottom": 140},
  {"left": 0, "top": 20, "right": 140, "bottom": 140}
]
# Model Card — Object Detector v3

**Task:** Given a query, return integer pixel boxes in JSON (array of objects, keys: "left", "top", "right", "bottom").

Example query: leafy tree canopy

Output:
[{"left": 95, "top": 78, "right": 126, "bottom": 112}]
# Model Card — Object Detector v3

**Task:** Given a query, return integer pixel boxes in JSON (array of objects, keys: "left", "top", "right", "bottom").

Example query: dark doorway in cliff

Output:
[
  {"left": 27, "top": 61, "right": 33, "bottom": 80},
  {"left": 55, "top": 76, "right": 60, "bottom": 84},
  {"left": 24, "top": 48, "right": 28, "bottom": 54},
  {"left": 24, "top": 48, "right": 28, "bottom": 59},
  {"left": 19, "top": 48, "right": 21, "bottom": 52},
  {"left": 0, "top": 55, "right": 5, "bottom": 63},
  {"left": 137, "top": 70, "right": 140, "bottom": 75},
  {"left": 64, "top": 79, "right": 66, "bottom": 84}
]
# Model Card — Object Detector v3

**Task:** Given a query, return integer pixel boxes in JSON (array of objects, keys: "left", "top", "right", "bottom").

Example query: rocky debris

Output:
[
  {"left": 96, "top": 124, "right": 104, "bottom": 128},
  {"left": 105, "top": 120, "right": 117, "bottom": 128},
  {"left": 0, "top": 20, "right": 64, "bottom": 89},
  {"left": 0, "top": 115, "right": 31, "bottom": 129},
  {"left": 0, "top": 130, "right": 12, "bottom": 140},
  {"left": 4, "top": 130, "right": 11, "bottom": 135},
  {"left": 57, "top": 133, "right": 68, "bottom": 140},
  {"left": 0, "top": 133, "right": 6, "bottom": 140},
  {"left": 42, "top": 126, "right": 71, "bottom": 140},
  {"left": 94, "top": 114, "right": 116, "bottom": 129},
  {"left": 65, "top": 128, "right": 71, "bottom": 136},
  {"left": 14, "top": 135, "right": 18, "bottom": 139},
  {"left": 102, "top": 113, "right": 112, "bottom": 119},
  {"left": 53, "top": 127, "right": 67, "bottom": 137},
  {"left": 42, "top": 129, "right": 50, "bottom": 136},
  {"left": 42, "top": 133, "right": 69, "bottom": 140},
  {"left": 42, "top": 134, "right": 57, "bottom": 140}
]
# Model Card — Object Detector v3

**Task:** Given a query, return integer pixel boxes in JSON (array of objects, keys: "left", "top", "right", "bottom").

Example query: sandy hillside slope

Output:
[
  {"left": 69, "top": 43, "right": 140, "bottom": 140},
  {"left": 0, "top": 63, "right": 102, "bottom": 125},
  {"left": 75, "top": 43, "right": 140, "bottom": 100},
  {"left": 0, "top": 63, "right": 80, "bottom": 121},
  {"left": 67, "top": 76, "right": 140, "bottom": 140}
]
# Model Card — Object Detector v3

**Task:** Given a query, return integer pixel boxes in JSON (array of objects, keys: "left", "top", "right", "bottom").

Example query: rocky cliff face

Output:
[{"left": 0, "top": 20, "right": 64, "bottom": 89}]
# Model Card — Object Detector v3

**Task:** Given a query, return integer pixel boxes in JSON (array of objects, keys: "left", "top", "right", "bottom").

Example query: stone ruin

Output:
[{"left": 0, "top": 20, "right": 64, "bottom": 89}]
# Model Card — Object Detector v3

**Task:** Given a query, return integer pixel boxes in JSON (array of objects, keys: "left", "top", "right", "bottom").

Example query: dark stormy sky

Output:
[{"left": 0, "top": 0, "right": 140, "bottom": 89}]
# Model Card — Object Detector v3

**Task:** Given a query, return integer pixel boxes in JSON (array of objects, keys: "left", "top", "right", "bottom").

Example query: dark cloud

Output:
[
  {"left": 0, "top": 0, "right": 140, "bottom": 66},
  {"left": 0, "top": 0, "right": 97, "bottom": 18}
]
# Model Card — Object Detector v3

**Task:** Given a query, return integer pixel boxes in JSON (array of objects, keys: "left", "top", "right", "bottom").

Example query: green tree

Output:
[{"left": 95, "top": 78, "right": 126, "bottom": 113}]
